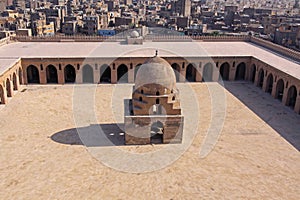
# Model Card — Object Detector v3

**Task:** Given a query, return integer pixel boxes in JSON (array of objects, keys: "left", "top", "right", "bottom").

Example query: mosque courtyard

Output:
[{"left": 0, "top": 82, "right": 299, "bottom": 199}]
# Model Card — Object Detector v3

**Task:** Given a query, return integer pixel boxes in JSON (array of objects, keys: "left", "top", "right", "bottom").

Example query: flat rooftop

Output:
[
  {"left": 0, "top": 58, "right": 19, "bottom": 75},
  {"left": 0, "top": 41, "right": 299, "bottom": 80},
  {"left": 0, "top": 83, "right": 299, "bottom": 198}
]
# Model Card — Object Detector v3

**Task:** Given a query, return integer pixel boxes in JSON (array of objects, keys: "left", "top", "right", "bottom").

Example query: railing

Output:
[
  {"left": 11, "top": 35, "right": 250, "bottom": 42},
  {"left": 11, "top": 35, "right": 131, "bottom": 42},
  {"left": 192, "top": 35, "right": 250, "bottom": 42},
  {"left": 249, "top": 36, "right": 300, "bottom": 62},
  {"left": 0, "top": 37, "right": 10, "bottom": 47}
]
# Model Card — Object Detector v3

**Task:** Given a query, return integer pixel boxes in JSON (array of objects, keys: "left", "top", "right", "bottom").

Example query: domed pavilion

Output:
[{"left": 124, "top": 53, "right": 184, "bottom": 144}]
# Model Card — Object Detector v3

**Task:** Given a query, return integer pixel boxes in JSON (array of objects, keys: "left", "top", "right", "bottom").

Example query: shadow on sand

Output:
[
  {"left": 51, "top": 124, "right": 126, "bottom": 147},
  {"left": 224, "top": 81, "right": 300, "bottom": 151}
]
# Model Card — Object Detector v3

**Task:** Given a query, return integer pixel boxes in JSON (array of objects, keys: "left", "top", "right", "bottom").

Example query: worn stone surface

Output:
[{"left": 0, "top": 83, "right": 299, "bottom": 199}]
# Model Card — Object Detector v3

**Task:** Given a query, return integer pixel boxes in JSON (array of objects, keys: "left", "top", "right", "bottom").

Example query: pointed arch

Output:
[
  {"left": 150, "top": 121, "right": 164, "bottom": 144},
  {"left": 186, "top": 63, "right": 197, "bottom": 82},
  {"left": 265, "top": 73, "right": 273, "bottom": 94},
  {"left": 27, "top": 65, "right": 40, "bottom": 84},
  {"left": 12, "top": 72, "right": 18, "bottom": 90},
  {"left": 285, "top": 85, "right": 297, "bottom": 109},
  {"left": 171, "top": 63, "right": 180, "bottom": 82},
  {"left": 100, "top": 64, "right": 111, "bottom": 83},
  {"left": 250, "top": 64, "right": 256, "bottom": 82},
  {"left": 117, "top": 64, "right": 128, "bottom": 83},
  {"left": 134, "top": 63, "right": 142, "bottom": 81},
  {"left": 82, "top": 64, "right": 94, "bottom": 83},
  {"left": 202, "top": 63, "right": 213, "bottom": 82},
  {"left": 219, "top": 62, "right": 230, "bottom": 81},
  {"left": 275, "top": 79, "right": 285, "bottom": 102},
  {"left": 235, "top": 62, "right": 246, "bottom": 80},
  {"left": 46, "top": 65, "right": 58, "bottom": 83},
  {"left": 64, "top": 64, "right": 76, "bottom": 83},
  {"left": 6, "top": 78, "right": 12, "bottom": 97},
  {"left": 0, "top": 84, "right": 5, "bottom": 104},
  {"left": 258, "top": 68, "right": 264, "bottom": 88}
]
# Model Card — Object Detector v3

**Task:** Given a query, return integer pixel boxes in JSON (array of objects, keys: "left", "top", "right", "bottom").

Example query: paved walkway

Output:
[{"left": 224, "top": 81, "right": 300, "bottom": 151}]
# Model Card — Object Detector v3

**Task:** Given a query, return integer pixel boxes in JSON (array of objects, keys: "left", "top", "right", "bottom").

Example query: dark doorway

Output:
[
  {"left": 235, "top": 62, "right": 246, "bottom": 80},
  {"left": 46, "top": 65, "right": 58, "bottom": 83},
  {"left": 0, "top": 84, "right": 4, "bottom": 104},
  {"left": 275, "top": 79, "right": 285, "bottom": 102},
  {"left": 82, "top": 64, "right": 94, "bottom": 83},
  {"left": 100, "top": 64, "right": 111, "bottom": 83},
  {"left": 186, "top": 64, "right": 196, "bottom": 82},
  {"left": 258, "top": 69, "right": 264, "bottom": 88},
  {"left": 64, "top": 64, "right": 76, "bottom": 83},
  {"left": 117, "top": 64, "right": 128, "bottom": 83},
  {"left": 27, "top": 65, "right": 40, "bottom": 83},
  {"left": 6, "top": 78, "right": 12, "bottom": 97},
  {"left": 171, "top": 63, "right": 180, "bottom": 82},
  {"left": 250, "top": 64, "right": 256, "bottom": 82},
  {"left": 150, "top": 121, "right": 164, "bottom": 144},
  {"left": 202, "top": 63, "right": 213, "bottom": 82},
  {"left": 13, "top": 73, "right": 18, "bottom": 90},
  {"left": 266, "top": 74, "right": 273, "bottom": 94},
  {"left": 286, "top": 86, "right": 297, "bottom": 109},
  {"left": 219, "top": 62, "right": 230, "bottom": 81}
]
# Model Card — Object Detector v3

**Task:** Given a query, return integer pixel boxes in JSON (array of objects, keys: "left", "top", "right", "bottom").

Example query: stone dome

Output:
[
  {"left": 135, "top": 56, "right": 176, "bottom": 90},
  {"left": 130, "top": 30, "right": 140, "bottom": 38}
]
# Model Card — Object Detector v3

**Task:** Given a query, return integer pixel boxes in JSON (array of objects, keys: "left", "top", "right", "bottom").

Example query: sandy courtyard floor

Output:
[{"left": 0, "top": 82, "right": 299, "bottom": 199}]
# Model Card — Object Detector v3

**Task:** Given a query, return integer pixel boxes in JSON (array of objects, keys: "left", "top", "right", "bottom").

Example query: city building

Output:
[{"left": 82, "top": 15, "right": 100, "bottom": 35}]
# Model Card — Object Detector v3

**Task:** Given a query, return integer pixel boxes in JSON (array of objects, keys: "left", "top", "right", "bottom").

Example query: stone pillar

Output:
[
  {"left": 254, "top": 68, "right": 259, "bottom": 86},
  {"left": 179, "top": 62, "right": 186, "bottom": 82},
  {"left": 14, "top": 75, "right": 20, "bottom": 91},
  {"left": 294, "top": 95, "right": 300, "bottom": 114},
  {"left": 271, "top": 81, "right": 277, "bottom": 98},
  {"left": 229, "top": 63, "right": 235, "bottom": 81},
  {"left": 128, "top": 65, "right": 135, "bottom": 83},
  {"left": 40, "top": 70, "right": 47, "bottom": 84},
  {"left": 57, "top": 67, "right": 64, "bottom": 84},
  {"left": 23, "top": 68, "right": 28, "bottom": 84},
  {"left": 94, "top": 67, "right": 100, "bottom": 84},
  {"left": 282, "top": 87, "right": 289, "bottom": 105},
  {"left": 19, "top": 68, "right": 23, "bottom": 85},
  {"left": 212, "top": 66, "right": 220, "bottom": 82},
  {"left": 262, "top": 75, "right": 268, "bottom": 92},
  {"left": 76, "top": 69, "right": 82, "bottom": 84},
  {"left": 111, "top": 64, "right": 117, "bottom": 84},
  {"left": 245, "top": 61, "right": 251, "bottom": 81},
  {"left": 0, "top": 86, "right": 8, "bottom": 104},
  {"left": 196, "top": 63, "right": 202, "bottom": 82}
]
